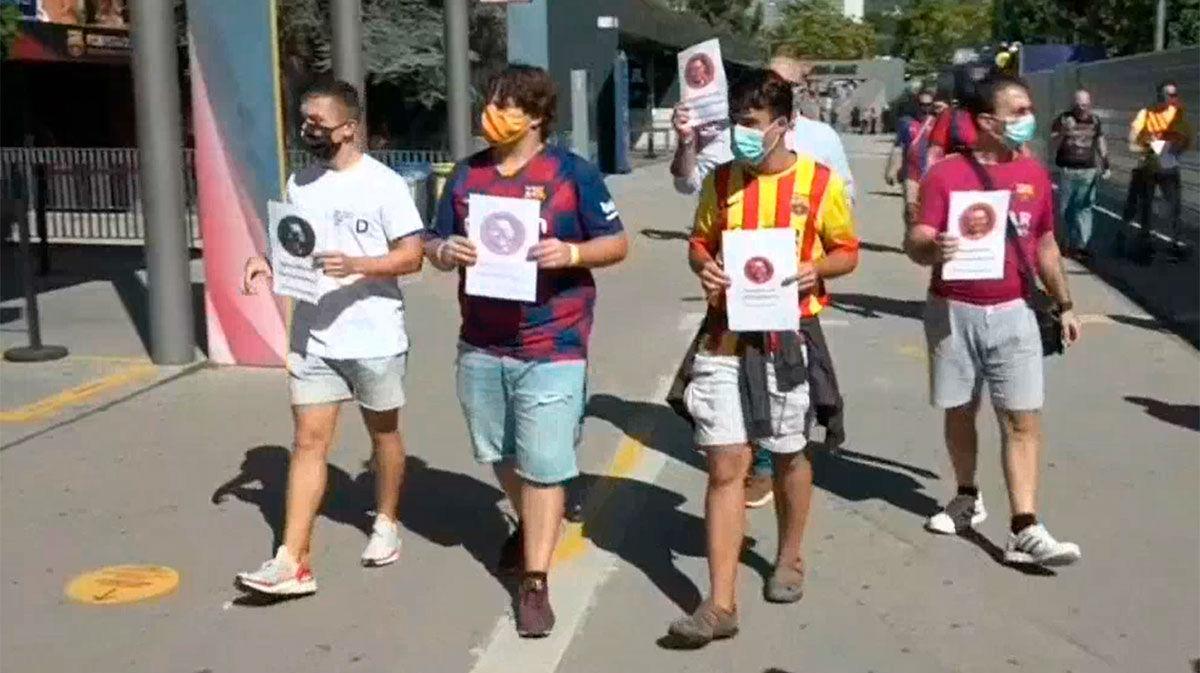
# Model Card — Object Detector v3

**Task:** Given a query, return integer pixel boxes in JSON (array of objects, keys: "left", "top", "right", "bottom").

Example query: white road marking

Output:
[
  {"left": 678, "top": 312, "right": 706, "bottom": 332},
  {"left": 467, "top": 375, "right": 677, "bottom": 673},
  {"left": 1092, "top": 205, "right": 1181, "bottom": 243}
]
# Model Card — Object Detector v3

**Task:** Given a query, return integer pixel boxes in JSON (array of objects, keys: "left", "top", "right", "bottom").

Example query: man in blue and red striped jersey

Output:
[{"left": 424, "top": 64, "right": 628, "bottom": 639}]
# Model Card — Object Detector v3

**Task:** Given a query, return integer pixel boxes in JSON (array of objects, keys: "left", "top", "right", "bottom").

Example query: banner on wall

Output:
[{"left": 187, "top": 0, "right": 288, "bottom": 366}]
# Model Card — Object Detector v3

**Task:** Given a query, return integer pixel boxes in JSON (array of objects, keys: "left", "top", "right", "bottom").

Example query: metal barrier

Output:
[
  {"left": 1025, "top": 47, "right": 1200, "bottom": 245},
  {"left": 0, "top": 147, "right": 451, "bottom": 247}
]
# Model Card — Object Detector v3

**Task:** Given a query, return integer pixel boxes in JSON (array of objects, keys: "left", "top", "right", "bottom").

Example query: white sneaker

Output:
[
  {"left": 236, "top": 545, "right": 317, "bottom": 596},
  {"left": 361, "top": 515, "right": 401, "bottom": 567},
  {"left": 925, "top": 493, "right": 987, "bottom": 534},
  {"left": 1004, "top": 523, "right": 1081, "bottom": 567}
]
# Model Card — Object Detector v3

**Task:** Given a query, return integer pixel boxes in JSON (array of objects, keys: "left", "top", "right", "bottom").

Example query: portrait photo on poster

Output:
[
  {"left": 480, "top": 211, "right": 527, "bottom": 257},
  {"left": 958, "top": 202, "right": 997, "bottom": 241}
]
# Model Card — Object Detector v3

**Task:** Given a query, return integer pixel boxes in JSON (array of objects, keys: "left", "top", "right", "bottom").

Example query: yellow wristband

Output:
[{"left": 568, "top": 243, "right": 581, "bottom": 267}]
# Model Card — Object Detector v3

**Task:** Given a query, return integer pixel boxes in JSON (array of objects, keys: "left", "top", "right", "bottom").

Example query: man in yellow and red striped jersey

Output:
[{"left": 667, "top": 70, "right": 859, "bottom": 648}]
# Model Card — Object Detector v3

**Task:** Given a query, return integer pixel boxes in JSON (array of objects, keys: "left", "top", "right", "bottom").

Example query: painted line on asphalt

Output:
[
  {"left": 1092, "top": 205, "right": 1179, "bottom": 243},
  {"left": 468, "top": 374, "right": 676, "bottom": 673},
  {"left": 0, "top": 362, "right": 158, "bottom": 424}
]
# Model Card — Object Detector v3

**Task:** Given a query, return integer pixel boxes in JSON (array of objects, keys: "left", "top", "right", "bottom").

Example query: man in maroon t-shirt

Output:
[{"left": 905, "top": 74, "right": 1084, "bottom": 568}]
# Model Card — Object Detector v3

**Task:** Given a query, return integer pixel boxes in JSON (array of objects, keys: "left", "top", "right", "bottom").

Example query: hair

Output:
[
  {"left": 963, "top": 73, "right": 1030, "bottom": 116},
  {"left": 487, "top": 64, "right": 557, "bottom": 140},
  {"left": 301, "top": 79, "right": 361, "bottom": 121},
  {"left": 729, "top": 69, "right": 794, "bottom": 122}
]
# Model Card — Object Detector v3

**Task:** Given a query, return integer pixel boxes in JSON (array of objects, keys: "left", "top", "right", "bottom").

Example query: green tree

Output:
[
  {"left": 0, "top": 3, "right": 20, "bottom": 61},
  {"left": 668, "top": 0, "right": 763, "bottom": 36},
  {"left": 893, "top": 0, "right": 994, "bottom": 75},
  {"left": 994, "top": 0, "right": 1200, "bottom": 55},
  {"left": 277, "top": 0, "right": 505, "bottom": 108},
  {"left": 766, "top": 0, "right": 878, "bottom": 59}
]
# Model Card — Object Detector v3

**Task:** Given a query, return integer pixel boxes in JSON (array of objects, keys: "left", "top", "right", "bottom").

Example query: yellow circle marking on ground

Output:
[{"left": 65, "top": 565, "right": 179, "bottom": 605}]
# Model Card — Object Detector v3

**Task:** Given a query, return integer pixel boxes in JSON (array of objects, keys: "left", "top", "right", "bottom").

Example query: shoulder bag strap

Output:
[{"left": 960, "top": 153, "right": 1038, "bottom": 302}]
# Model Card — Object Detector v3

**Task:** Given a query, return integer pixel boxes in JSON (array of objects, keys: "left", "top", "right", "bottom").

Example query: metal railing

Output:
[{"left": 0, "top": 147, "right": 451, "bottom": 247}]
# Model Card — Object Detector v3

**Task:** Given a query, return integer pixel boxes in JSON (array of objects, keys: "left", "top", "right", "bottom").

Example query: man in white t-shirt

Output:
[
  {"left": 671, "top": 57, "right": 856, "bottom": 202},
  {"left": 232, "top": 80, "right": 425, "bottom": 597}
]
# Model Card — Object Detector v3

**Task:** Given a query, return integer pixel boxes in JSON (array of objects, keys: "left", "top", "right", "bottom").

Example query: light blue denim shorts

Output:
[{"left": 455, "top": 344, "right": 587, "bottom": 485}]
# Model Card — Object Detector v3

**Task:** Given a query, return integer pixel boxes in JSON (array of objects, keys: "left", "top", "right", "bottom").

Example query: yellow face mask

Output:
[{"left": 481, "top": 104, "right": 532, "bottom": 147}]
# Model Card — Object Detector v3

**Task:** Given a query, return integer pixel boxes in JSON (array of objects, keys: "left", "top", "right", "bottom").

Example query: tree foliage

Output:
[
  {"left": 0, "top": 4, "right": 20, "bottom": 61},
  {"left": 893, "top": 0, "right": 994, "bottom": 75},
  {"left": 766, "top": 0, "right": 878, "bottom": 60},
  {"left": 994, "top": 0, "right": 1199, "bottom": 56},
  {"left": 278, "top": 0, "right": 505, "bottom": 108},
  {"left": 667, "top": 0, "right": 763, "bottom": 36}
]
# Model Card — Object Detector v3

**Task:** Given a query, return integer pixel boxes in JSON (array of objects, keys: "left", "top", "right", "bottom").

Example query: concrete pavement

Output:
[{"left": 1, "top": 135, "right": 1197, "bottom": 673}]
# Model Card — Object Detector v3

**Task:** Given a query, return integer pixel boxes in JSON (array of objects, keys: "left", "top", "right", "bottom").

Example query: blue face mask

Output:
[
  {"left": 731, "top": 121, "right": 783, "bottom": 165},
  {"left": 1002, "top": 113, "right": 1037, "bottom": 149}
]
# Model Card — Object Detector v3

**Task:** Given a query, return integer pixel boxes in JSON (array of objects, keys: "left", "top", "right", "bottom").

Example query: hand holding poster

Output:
[
  {"left": 941, "top": 190, "right": 1010, "bottom": 281},
  {"left": 466, "top": 194, "right": 540, "bottom": 302},
  {"left": 678, "top": 39, "right": 729, "bottom": 129},
  {"left": 723, "top": 229, "right": 800, "bottom": 332},
  {"left": 268, "top": 200, "right": 326, "bottom": 304}
]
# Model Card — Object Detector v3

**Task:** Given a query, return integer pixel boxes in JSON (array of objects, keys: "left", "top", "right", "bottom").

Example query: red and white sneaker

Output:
[{"left": 236, "top": 546, "right": 317, "bottom": 596}]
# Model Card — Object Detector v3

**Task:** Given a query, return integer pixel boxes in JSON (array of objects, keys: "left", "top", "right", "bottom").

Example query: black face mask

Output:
[
  {"left": 1072, "top": 105, "right": 1090, "bottom": 119},
  {"left": 300, "top": 123, "right": 346, "bottom": 160}
]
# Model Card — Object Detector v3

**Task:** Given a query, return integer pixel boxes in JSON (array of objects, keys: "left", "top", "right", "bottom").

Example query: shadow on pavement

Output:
[
  {"left": 586, "top": 394, "right": 704, "bottom": 471},
  {"left": 641, "top": 229, "right": 690, "bottom": 242},
  {"left": 212, "top": 449, "right": 513, "bottom": 583},
  {"left": 829, "top": 292, "right": 924, "bottom": 320},
  {"left": 573, "top": 472, "right": 770, "bottom": 617},
  {"left": 587, "top": 395, "right": 944, "bottom": 522},
  {"left": 211, "top": 445, "right": 374, "bottom": 554},
  {"left": 1, "top": 244, "right": 209, "bottom": 355},
  {"left": 811, "top": 450, "right": 941, "bottom": 521},
  {"left": 957, "top": 528, "right": 1056, "bottom": 577},
  {"left": 866, "top": 189, "right": 903, "bottom": 198},
  {"left": 859, "top": 240, "right": 906, "bottom": 255},
  {"left": 1124, "top": 395, "right": 1200, "bottom": 432},
  {"left": 1107, "top": 313, "right": 1165, "bottom": 332}
]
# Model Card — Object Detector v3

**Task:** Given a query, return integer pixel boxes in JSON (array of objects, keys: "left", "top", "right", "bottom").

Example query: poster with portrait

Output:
[
  {"left": 466, "top": 194, "right": 540, "bottom": 303},
  {"left": 677, "top": 39, "right": 729, "bottom": 129},
  {"left": 268, "top": 200, "right": 327, "bottom": 304},
  {"left": 723, "top": 229, "right": 800, "bottom": 332},
  {"left": 941, "top": 190, "right": 1010, "bottom": 281}
]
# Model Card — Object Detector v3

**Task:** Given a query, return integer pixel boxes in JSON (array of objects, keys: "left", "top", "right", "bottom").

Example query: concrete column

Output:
[{"left": 130, "top": 0, "right": 195, "bottom": 364}]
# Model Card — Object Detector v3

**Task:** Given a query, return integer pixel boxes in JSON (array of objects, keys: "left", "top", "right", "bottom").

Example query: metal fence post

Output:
[
  {"left": 33, "top": 163, "right": 49, "bottom": 275},
  {"left": 3, "top": 168, "right": 68, "bottom": 363},
  {"left": 571, "top": 70, "right": 591, "bottom": 160}
]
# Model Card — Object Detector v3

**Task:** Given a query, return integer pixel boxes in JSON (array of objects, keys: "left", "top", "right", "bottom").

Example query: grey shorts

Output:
[
  {"left": 287, "top": 351, "right": 407, "bottom": 411},
  {"left": 923, "top": 295, "right": 1043, "bottom": 411},
  {"left": 683, "top": 353, "right": 811, "bottom": 454}
]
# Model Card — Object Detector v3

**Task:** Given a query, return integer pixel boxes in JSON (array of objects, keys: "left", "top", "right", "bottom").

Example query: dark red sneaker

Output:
[
  {"left": 516, "top": 574, "right": 555, "bottom": 638},
  {"left": 496, "top": 526, "right": 523, "bottom": 576}
]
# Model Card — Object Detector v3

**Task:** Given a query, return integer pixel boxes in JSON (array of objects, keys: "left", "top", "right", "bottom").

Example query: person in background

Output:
[
  {"left": 851, "top": 106, "right": 863, "bottom": 134},
  {"left": 235, "top": 79, "right": 425, "bottom": 597},
  {"left": 1050, "top": 88, "right": 1110, "bottom": 260},
  {"left": 669, "top": 69, "right": 859, "bottom": 647},
  {"left": 671, "top": 54, "right": 853, "bottom": 510},
  {"left": 905, "top": 74, "right": 1083, "bottom": 569},
  {"left": 424, "top": 64, "right": 628, "bottom": 638},
  {"left": 1121, "top": 80, "right": 1193, "bottom": 263},
  {"left": 886, "top": 89, "right": 946, "bottom": 227}
]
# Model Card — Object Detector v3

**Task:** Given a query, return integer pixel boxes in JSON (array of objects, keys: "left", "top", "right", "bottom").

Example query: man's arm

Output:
[
  {"left": 1035, "top": 231, "right": 1071, "bottom": 306},
  {"left": 336, "top": 234, "right": 424, "bottom": 277},
  {"left": 813, "top": 178, "right": 859, "bottom": 280},
  {"left": 669, "top": 104, "right": 701, "bottom": 194},
  {"left": 1035, "top": 230, "right": 1082, "bottom": 345},
  {"left": 904, "top": 224, "right": 947, "bottom": 266},
  {"left": 904, "top": 169, "right": 955, "bottom": 265}
]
